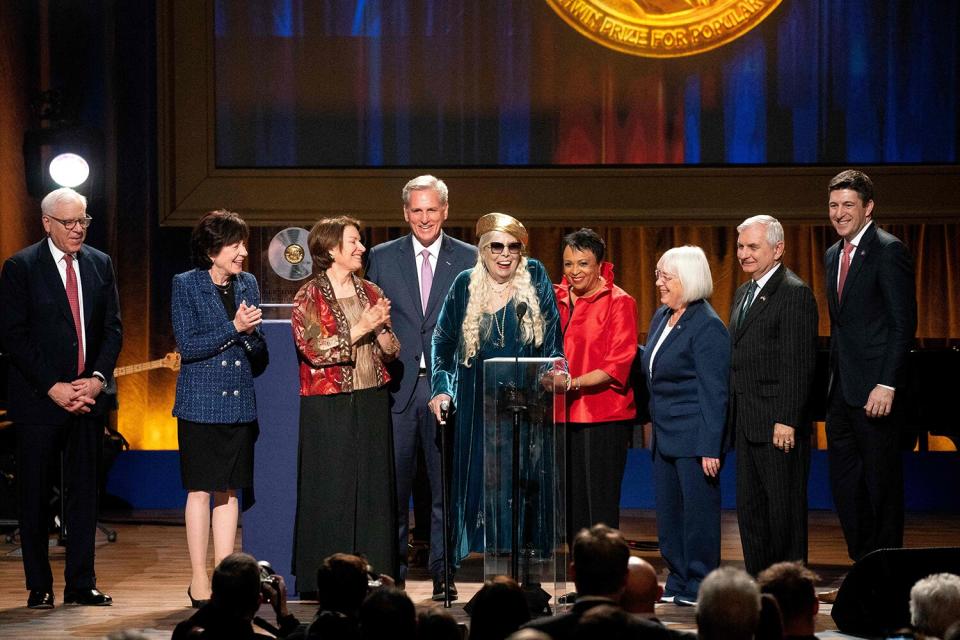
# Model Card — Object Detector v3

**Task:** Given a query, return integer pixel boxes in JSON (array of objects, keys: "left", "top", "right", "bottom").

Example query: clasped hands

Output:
[
  {"left": 48, "top": 378, "right": 102, "bottom": 415},
  {"left": 233, "top": 301, "right": 263, "bottom": 334}
]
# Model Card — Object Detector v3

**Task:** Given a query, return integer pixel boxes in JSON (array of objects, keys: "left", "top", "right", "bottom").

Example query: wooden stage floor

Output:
[{"left": 1, "top": 509, "right": 959, "bottom": 639}]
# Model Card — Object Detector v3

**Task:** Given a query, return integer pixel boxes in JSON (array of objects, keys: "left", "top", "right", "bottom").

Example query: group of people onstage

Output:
[{"left": 0, "top": 168, "right": 916, "bottom": 612}]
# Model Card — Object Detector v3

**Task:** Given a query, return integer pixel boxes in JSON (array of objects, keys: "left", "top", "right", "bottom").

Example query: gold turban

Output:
[{"left": 475, "top": 212, "right": 528, "bottom": 245}]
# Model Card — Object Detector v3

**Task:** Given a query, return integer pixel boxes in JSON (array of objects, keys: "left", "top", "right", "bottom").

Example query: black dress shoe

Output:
[
  {"left": 27, "top": 590, "right": 54, "bottom": 609},
  {"left": 63, "top": 588, "right": 112, "bottom": 606},
  {"left": 432, "top": 575, "right": 458, "bottom": 601}
]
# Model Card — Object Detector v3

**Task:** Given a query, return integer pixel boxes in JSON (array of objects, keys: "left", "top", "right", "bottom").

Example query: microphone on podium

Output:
[{"left": 516, "top": 301, "right": 528, "bottom": 322}]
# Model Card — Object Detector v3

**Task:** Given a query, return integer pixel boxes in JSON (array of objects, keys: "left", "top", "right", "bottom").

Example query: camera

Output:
[
  {"left": 365, "top": 564, "right": 382, "bottom": 590},
  {"left": 258, "top": 560, "right": 280, "bottom": 602}
]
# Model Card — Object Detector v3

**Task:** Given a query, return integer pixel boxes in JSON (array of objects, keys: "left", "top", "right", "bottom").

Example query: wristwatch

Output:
[{"left": 92, "top": 371, "right": 107, "bottom": 388}]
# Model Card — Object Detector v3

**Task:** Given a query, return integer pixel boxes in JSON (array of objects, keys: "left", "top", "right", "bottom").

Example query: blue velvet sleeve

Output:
[{"left": 431, "top": 270, "right": 471, "bottom": 401}]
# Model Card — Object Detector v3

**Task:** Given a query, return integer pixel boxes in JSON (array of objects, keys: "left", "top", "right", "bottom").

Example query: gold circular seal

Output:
[
  {"left": 545, "top": 0, "right": 783, "bottom": 58},
  {"left": 284, "top": 243, "right": 305, "bottom": 265}
]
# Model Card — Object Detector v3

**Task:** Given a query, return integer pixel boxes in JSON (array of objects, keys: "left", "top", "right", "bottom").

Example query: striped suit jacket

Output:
[{"left": 728, "top": 264, "right": 818, "bottom": 443}]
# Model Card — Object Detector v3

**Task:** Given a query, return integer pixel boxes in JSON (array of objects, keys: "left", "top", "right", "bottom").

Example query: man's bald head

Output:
[{"left": 621, "top": 556, "right": 662, "bottom": 614}]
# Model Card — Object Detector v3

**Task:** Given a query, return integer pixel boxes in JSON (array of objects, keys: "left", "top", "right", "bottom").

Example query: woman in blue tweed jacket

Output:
[{"left": 171, "top": 210, "right": 268, "bottom": 608}]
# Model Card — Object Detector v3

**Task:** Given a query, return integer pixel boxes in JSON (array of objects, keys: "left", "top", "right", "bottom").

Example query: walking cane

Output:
[{"left": 438, "top": 400, "right": 452, "bottom": 608}]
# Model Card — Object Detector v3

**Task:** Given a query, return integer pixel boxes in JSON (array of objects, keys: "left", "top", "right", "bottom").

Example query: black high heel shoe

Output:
[{"left": 188, "top": 587, "right": 210, "bottom": 608}]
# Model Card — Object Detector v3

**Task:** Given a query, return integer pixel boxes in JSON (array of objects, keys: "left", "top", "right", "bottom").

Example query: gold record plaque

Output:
[
  {"left": 545, "top": 0, "right": 783, "bottom": 58},
  {"left": 268, "top": 227, "right": 313, "bottom": 282}
]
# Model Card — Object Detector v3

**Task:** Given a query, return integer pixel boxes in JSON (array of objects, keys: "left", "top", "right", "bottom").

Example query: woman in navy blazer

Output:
[
  {"left": 172, "top": 210, "right": 268, "bottom": 607},
  {"left": 639, "top": 245, "right": 730, "bottom": 606}
]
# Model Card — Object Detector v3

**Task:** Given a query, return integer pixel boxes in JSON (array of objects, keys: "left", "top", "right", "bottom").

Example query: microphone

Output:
[
  {"left": 439, "top": 399, "right": 450, "bottom": 425},
  {"left": 516, "top": 301, "right": 528, "bottom": 321}
]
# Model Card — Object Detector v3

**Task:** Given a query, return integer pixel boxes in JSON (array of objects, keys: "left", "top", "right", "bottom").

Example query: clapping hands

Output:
[
  {"left": 360, "top": 298, "right": 392, "bottom": 334},
  {"left": 233, "top": 301, "right": 263, "bottom": 334}
]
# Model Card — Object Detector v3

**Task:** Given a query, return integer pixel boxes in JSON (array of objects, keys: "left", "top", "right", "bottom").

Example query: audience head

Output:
[
  {"left": 757, "top": 561, "right": 819, "bottom": 636},
  {"left": 756, "top": 593, "right": 785, "bottom": 640},
  {"left": 316, "top": 552, "right": 370, "bottom": 615},
  {"left": 570, "top": 524, "right": 630, "bottom": 598},
  {"left": 210, "top": 552, "right": 262, "bottom": 620},
  {"left": 468, "top": 575, "right": 530, "bottom": 640},
  {"left": 945, "top": 620, "right": 960, "bottom": 640},
  {"left": 360, "top": 587, "right": 416, "bottom": 640},
  {"left": 418, "top": 608, "right": 462, "bottom": 640},
  {"left": 910, "top": 573, "right": 960, "bottom": 639},
  {"left": 506, "top": 630, "right": 552, "bottom": 640},
  {"left": 573, "top": 604, "right": 636, "bottom": 640},
  {"left": 622, "top": 556, "right": 662, "bottom": 614},
  {"left": 697, "top": 566, "right": 762, "bottom": 640}
]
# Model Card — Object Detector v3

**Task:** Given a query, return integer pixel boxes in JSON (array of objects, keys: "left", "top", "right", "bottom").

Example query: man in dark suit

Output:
[
  {"left": 729, "top": 215, "right": 818, "bottom": 576},
  {"left": 823, "top": 170, "right": 916, "bottom": 564},
  {"left": 365, "top": 175, "right": 476, "bottom": 599},
  {"left": 0, "top": 187, "right": 122, "bottom": 608}
]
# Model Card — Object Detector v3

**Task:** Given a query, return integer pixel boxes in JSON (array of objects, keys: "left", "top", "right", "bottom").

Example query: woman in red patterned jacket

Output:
[
  {"left": 555, "top": 228, "right": 638, "bottom": 540},
  {"left": 291, "top": 216, "right": 400, "bottom": 595}
]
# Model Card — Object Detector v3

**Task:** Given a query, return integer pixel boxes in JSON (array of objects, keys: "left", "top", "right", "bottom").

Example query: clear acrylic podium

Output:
[{"left": 483, "top": 356, "right": 568, "bottom": 609}]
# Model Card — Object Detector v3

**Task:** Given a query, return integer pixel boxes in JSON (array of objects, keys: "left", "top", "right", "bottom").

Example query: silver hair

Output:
[
  {"left": 41, "top": 187, "right": 87, "bottom": 216},
  {"left": 402, "top": 175, "right": 448, "bottom": 207},
  {"left": 910, "top": 573, "right": 960, "bottom": 638},
  {"left": 696, "top": 567, "right": 761, "bottom": 640},
  {"left": 737, "top": 215, "right": 784, "bottom": 247},
  {"left": 657, "top": 245, "right": 714, "bottom": 303}
]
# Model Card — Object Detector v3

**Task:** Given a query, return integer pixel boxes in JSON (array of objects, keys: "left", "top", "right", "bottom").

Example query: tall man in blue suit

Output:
[
  {"left": 824, "top": 170, "right": 916, "bottom": 567},
  {"left": 729, "top": 215, "right": 818, "bottom": 576},
  {"left": 0, "top": 188, "right": 122, "bottom": 609},
  {"left": 366, "top": 175, "right": 476, "bottom": 599}
]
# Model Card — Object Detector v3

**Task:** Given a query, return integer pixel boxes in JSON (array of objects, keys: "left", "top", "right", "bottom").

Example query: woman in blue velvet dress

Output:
[{"left": 429, "top": 213, "right": 564, "bottom": 567}]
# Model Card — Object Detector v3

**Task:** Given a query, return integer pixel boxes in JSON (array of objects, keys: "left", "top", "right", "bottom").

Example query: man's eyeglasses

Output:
[
  {"left": 46, "top": 215, "right": 93, "bottom": 230},
  {"left": 486, "top": 241, "right": 523, "bottom": 255},
  {"left": 654, "top": 269, "right": 675, "bottom": 282}
]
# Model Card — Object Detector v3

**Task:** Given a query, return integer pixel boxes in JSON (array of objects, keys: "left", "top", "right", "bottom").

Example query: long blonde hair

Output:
[{"left": 461, "top": 232, "right": 544, "bottom": 365}]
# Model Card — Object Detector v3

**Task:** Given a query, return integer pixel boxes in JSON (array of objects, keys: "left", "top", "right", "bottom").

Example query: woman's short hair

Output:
[
  {"left": 657, "top": 245, "right": 714, "bottom": 303},
  {"left": 308, "top": 215, "right": 362, "bottom": 272},
  {"left": 190, "top": 209, "right": 249, "bottom": 269},
  {"left": 561, "top": 228, "right": 605, "bottom": 263}
]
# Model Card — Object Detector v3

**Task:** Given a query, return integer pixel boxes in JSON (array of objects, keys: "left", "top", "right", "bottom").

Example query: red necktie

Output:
[
  {"left": 837, "top": 241, "right": 854, "bottom": 301},
  {"left": 64, "top": 254, "right": 85, "bottom": 374}
]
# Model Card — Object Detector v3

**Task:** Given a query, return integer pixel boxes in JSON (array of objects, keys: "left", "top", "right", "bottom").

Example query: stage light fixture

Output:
[
  {"left": 23, "top": 125, "right": 103, "bottom": 199},
  {"left": 48, "top": 152, "right": 90, "bottom": 188}
]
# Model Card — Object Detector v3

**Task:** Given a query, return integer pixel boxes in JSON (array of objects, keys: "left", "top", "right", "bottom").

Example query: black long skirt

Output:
[{"left": 292, "top": 386, "right": 398, "bottom": 593}]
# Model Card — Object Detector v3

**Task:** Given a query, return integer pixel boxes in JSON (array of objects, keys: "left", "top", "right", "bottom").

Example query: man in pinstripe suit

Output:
[{"left": 729, "top": 215, "right": 818, "bottom": 576}]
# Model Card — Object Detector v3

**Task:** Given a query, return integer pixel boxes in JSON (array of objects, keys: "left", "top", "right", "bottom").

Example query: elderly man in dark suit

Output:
[
  {"left": 365, "top": 175, "right": 476, "bottom": 598},
  {"left": 729, "top": 215, "right": 818, "bottom": 576},
  {"left": 823, "top": 170, "right": 916, "bottom": 566},
  {"left": 0, "top": 187, "right": 122, "bottom": 609}
]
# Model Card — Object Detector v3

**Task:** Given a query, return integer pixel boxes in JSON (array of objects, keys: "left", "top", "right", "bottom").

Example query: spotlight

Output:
[
  {"left": 23, "top": 125, "right": 103, "bottom": 198},
  {"left": 48, "top": 152, "right": 90, "bottom": 188}
]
